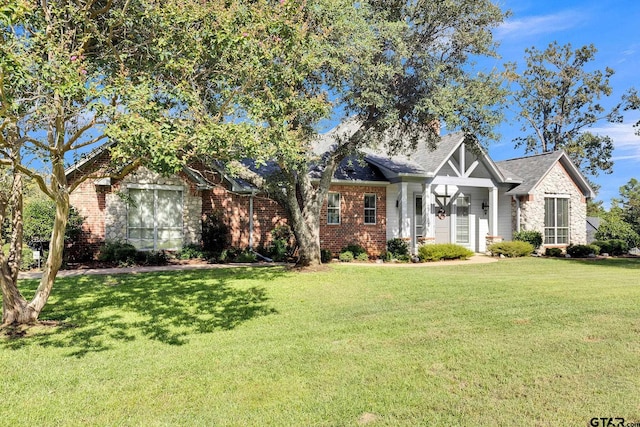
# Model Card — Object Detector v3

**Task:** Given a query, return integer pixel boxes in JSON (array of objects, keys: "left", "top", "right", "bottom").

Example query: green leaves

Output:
[{"left": 506, "top": 41, "right": 622, "bottom": 176}]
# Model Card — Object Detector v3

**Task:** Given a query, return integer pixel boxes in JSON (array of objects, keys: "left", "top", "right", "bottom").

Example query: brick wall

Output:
[
  {"left": 319, "top": 184, "right": 387, "bottom": 257},
  {"left": 202, "top": 183, "right": 288, "bottom": 249}
]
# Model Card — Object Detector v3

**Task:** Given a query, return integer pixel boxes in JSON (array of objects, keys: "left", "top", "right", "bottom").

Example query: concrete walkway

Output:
[{"left": 18, "top": 254, "right": 498, "bottom": 280}]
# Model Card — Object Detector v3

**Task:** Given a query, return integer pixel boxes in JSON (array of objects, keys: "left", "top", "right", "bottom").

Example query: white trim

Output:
[
  {"left": 430, "top": 176, "right": 496, "bottom": 188},
  {"left": 127, "top": 183, "right": 183, "bottom": 191}
]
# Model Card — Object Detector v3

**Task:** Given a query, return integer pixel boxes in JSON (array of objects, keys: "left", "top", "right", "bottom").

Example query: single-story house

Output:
[{"left": 66, "top": 125, "right": 594, "bottom": 258}]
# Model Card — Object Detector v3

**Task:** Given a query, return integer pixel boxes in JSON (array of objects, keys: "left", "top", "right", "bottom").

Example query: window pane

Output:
[
  {"left": 544, "top": 198, "right": 554, "bottom": 227},
  {"left": 557, "top": 199, "right": 569, "bottom": 227},
  {"left": 456, "top": 197, "right": 469, "bottom": 244},
  {"left": 327, "top": 193, "right": 340, "bottom": 224},
  {"left": 364, "top": 194, "right": 376, "bottom": 224}
]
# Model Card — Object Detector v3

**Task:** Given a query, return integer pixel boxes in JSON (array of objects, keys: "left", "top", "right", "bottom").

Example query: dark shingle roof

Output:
[{"left": 496, "top": 151, "right": 564, "bottom": 195}]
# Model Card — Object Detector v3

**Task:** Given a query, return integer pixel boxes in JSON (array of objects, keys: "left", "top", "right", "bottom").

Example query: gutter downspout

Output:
[{"left": 513, "top": 195, "right": 521, "bottom": 233}]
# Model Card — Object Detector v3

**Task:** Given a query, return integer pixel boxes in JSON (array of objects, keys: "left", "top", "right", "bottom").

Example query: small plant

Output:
[
  {"left": 341, "top": 243, "right": 366, "bottom": 258},
  {"left": 566, "top": 244, "right": 600, "bottom": 258},
  {"left": 418, "top": 243, "right": 474, "bottom": 262},
  {"left": 339, "top": 251, "right": 354, "bottom": 262},
  {"left": 488, "top": 241, "right": 534, "bottom": 258},
  {"left": 513, "top": 230, "right": 543, "bottom": 249},
  {"left": 233, "top": 248, "right": 257, "bottom": 263},
  {"left": 386, "top": 238, "right": 409, "bottom": 258},
  {"left": 135, "top": 250, "right": 169, "bottom": 266},
  {"left": 321, "top": 249, "right": 333, "bottom": 263},
  {"left": 545, "top": 247, "right": 563, "bottom": 257},
  {"left": 355, "top": 252, "right": 369, "bottom": 262},
  {"left": 268, "top": 225, "right": 295, "bottom": 262},
  {"left": 178, "top": 243, "right": 206, "bottom": 260}
]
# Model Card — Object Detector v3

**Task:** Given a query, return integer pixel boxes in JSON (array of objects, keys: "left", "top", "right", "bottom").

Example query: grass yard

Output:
[{"left": 2, "top": 257, "right": 640, "bottom": 426}]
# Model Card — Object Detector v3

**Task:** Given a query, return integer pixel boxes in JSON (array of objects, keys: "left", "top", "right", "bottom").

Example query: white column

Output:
[
  {"left": 422, "top": 183, "right": 430, "bottom": 239},
  {"left": 490, "top": 186, "right": 499, "bottom": 237},
  {"left": 399, "top": 182, "right": 410, "bottom": 238}
]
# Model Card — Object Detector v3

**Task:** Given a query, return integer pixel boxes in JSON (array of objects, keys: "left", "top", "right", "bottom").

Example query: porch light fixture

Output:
[{"left": 482, "top": 201, "right": 489, "bottom": 215}]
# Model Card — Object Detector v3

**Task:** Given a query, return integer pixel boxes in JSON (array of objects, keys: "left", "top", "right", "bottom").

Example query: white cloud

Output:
[
  {"left": 496, "top": 10, "right": 587, "bottom": 39},
  {"left": 589, "top": 119, "right": 640, "bottom": 161}
]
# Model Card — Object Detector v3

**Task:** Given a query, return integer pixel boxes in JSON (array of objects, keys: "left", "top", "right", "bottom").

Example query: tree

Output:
[
  {"left": 613, "top": 178, "right": 640, "bottom": 236},
  {"left": 0, "top": 0, "right": 299, "bottom": 326},
  {"left": 202, "top": 0, "right": 508, "bottom": 267},
  {"left": 623, "top": 87, "right": 640, "bottom": 136},
  {"left": 505, "top": 42, "right": 623, "bottom": 177}
]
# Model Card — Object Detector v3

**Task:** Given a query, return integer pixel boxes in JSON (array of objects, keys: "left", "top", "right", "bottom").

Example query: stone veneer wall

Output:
[
  {"left": 517, "top": 162, "right": 587, "bottom": 246},
  {"left": 105, "top": 167, "right": 202, "bottom": 246}
]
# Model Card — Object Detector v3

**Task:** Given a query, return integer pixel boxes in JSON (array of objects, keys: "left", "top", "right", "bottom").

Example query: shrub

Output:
[
  {"left": 566, "top": 244, "right": 600, "bottom": 258},
  {"left": 355, "top": 252, "right": 369, "bottom": 262},
  {"left": 513, "top": 230, "right": 543, "bottom": 249},
  {"left": 592, "top": 239, "right": 629, "bottom": 256},
  {"left": 545, "top": 247, "right": 563, "bottom": 257},
  {"left": 201, "top": 212, "right": 229, "bottom": 253},
  {"left": 386, "top": 238, "right": 409, "bottom": 258},
  {"left": 23, "top": 198, "right": 85, "bottom": 246},
  {"left": 341, "top": 243, "right": 366, "bottom": 258},
  {"left": 178, "top": 244, "right": 206, "bottom": 260},
  {"left": 488, "top": 241, "right": 534, "bottom": 258},
  {"left": 98, "top": 240, "right": 138, "bottom": 264},
  {"left": 135, "top": 250, "right": 169, "bottom": 266},
  {"left": 321, "top": 249, "right": 333, "bottom": 263},
  {"left": 3, "top": 244, "right": 36, "bottom": 271},
  {"left": 595, "top": 216, "right": 640, "bottom": 248},
  {"left": 418, "top": 243, "right": 474, "bottom": 262},
  {"left": 268, "top": 225, "right": 295, "bottom": 262},
  {"left": 233, "top": 249, "right": 257, "bottom": 263},
  {"left": 339, "top": 251, "right": 354, "bottom": 262}
]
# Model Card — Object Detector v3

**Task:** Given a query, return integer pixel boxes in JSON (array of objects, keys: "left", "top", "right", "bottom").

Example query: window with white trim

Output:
[
  {"left": 127, "top": 186, "right": 183, "bottom": 250},
  {"left": 544, "top": 196, "right": 569, "bottom": 244},
  {"left": 364, "top": 194, "right": 376, "bottom": 224},
  {"left": 327, "top": 192, "right": 341, "bottom": 224}
]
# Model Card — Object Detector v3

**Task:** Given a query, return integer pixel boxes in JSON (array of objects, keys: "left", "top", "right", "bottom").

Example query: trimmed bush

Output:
[
  {"left": 341, "top": 243, "right": 366, "bottom": 258},
  {"left": 593, "top": 239, "right": 629, "bottom": 256},
  {"left": 233, "top": 249, "right": 257, "bottom": 263},
  {"left": 545, "top": 247, "right": 563, "bottom": 257},
  {"left": 513, "top": 230, "right": 543, "bottom": 249},
  {"left": 418, "top": 243, "right": 474, "bottom": 262},
  {"left": 566, "top": 244, "right": 600, "bottom": 258},
  {"left": 386, "top": 238, "right": 409, "bottom": 258},
  {"left": 488, "top": 241, "right": 534, "bottom": 258},
  {"left": 98, "top": 240, "right": 138, "bottom": 264},
  {"left": 355, "top": 252, "right": 369, "bottom": 262},
  {"left": 339, "top": 251, "right": 354, "bottom": 262},
  {"left": 321, "top": 249, "right": 333, "bottom": 263},
  {"left": 135, "top": 251, "right": 169, "bottom": 266}
]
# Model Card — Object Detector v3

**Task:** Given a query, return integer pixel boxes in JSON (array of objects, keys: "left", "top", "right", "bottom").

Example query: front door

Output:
[
  {"left": 434, "top": 195, "right": 451, "bottom": 243},
  {"left": 414, "top": 196, "right": 423, "bottom": 249}
]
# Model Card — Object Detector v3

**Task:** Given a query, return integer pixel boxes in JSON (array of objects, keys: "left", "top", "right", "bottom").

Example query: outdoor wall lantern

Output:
[{"left": 482, "top": 201, "right": 489, "bottom": 215}]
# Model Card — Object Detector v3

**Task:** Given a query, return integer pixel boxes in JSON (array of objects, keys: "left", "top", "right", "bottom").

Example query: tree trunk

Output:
[{"left": 292, "top": 213, "right": 322, "bottom": 267}]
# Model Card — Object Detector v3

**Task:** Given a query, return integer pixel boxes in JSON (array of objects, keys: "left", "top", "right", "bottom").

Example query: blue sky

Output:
[{"left": 486, "top": 0, "right": 640, "bottom": 207}]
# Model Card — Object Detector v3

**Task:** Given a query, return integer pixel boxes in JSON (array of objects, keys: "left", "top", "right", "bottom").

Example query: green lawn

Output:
[{"left": 2, "top": 257, "right": 640, "bottom": 426}]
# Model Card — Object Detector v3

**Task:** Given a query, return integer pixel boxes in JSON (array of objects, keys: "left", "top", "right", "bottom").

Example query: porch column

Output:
[
  {"left": 422, "top": 183, "right": 432, "bottom": 240},
  {"left": 399, "top": 182, "right": 410, "bottom": 239},
  {"left": 489, "top": 186, "right": 499, "bottom": 236}
]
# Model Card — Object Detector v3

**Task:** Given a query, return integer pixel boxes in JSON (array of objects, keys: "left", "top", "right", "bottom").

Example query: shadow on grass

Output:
[
  {"left": 549, "top": 256, "right": 640, "bottom": 269},
  {"left": 2, "top": 267, "right": 285, "bottom": 357}
]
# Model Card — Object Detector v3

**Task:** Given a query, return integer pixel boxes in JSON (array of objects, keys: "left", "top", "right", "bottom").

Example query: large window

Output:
[
  {"left": 128, "top": 186, "right": 183, "bottom": 250},
  {"left": 544, "top": 196, "right": 569, "bottom": 245},
  {"left": 327, "top": 192, "right": 341, "bottom": 224},
  {"left": 364, "top": 194, "right": 376, "bottom": 224}
]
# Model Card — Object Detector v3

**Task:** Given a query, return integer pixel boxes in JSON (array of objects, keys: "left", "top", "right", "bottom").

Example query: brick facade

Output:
[
  {"left": 319, "top": 184, "right": 387, "bottom": 257},
  {"left": 515, "top": 162, "right": 588, "bottom": 247}
]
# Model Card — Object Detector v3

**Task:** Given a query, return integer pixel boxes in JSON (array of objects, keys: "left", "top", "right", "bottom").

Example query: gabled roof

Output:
[{"left": 496, "top": 151, "right": 595, "bottom": 198}]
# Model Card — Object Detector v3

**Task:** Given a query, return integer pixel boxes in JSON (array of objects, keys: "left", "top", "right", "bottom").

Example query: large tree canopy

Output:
[{"left": 505, "top": 42, "right": 623, "bottom": 177}]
